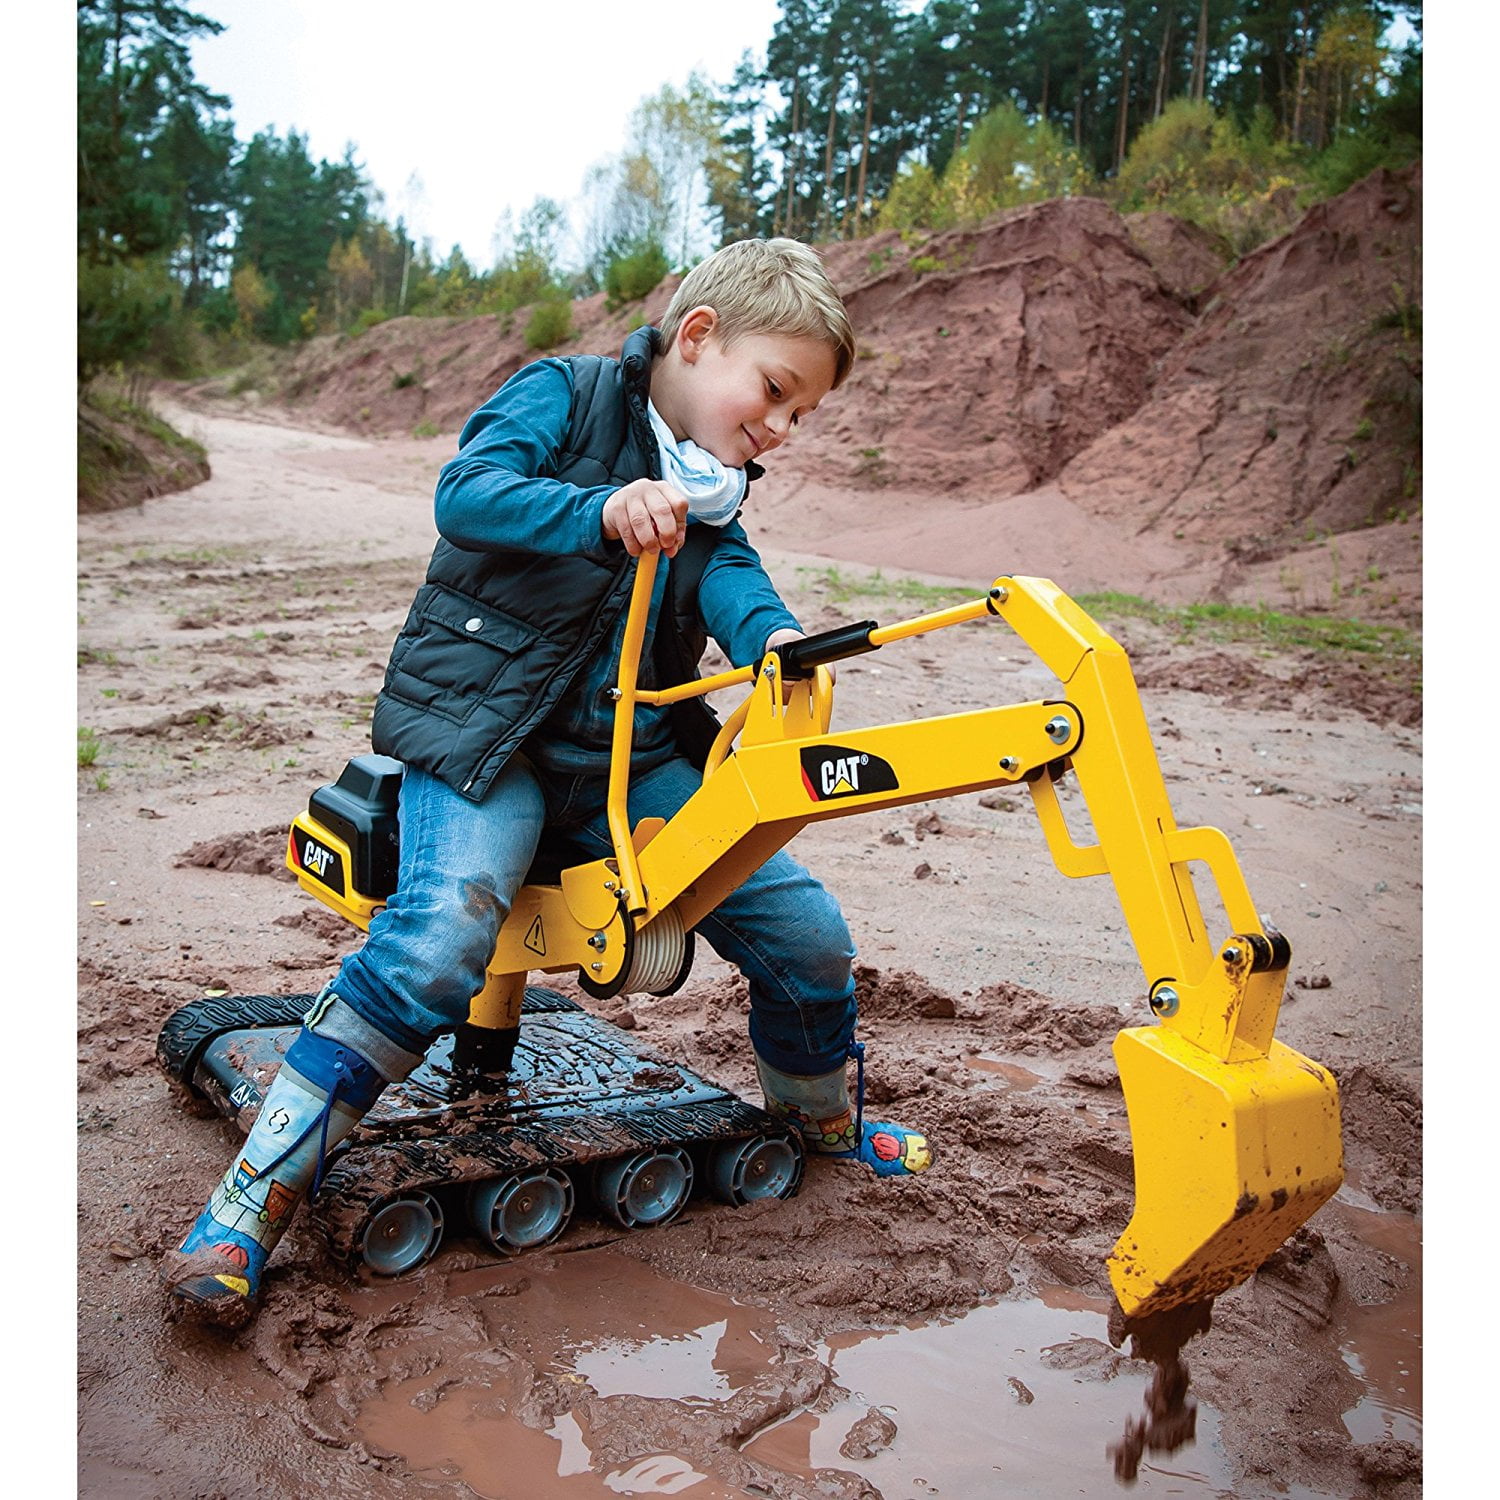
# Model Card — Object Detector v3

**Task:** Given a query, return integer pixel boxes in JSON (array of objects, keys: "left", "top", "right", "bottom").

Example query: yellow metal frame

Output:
[{"left": 287, "top": 553, "right": 1343, "bottom": 1317}]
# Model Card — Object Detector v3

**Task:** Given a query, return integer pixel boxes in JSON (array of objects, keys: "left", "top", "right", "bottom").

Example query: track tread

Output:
[
  {"left": 520, "top": 985, "right": 584, "bottom": 1014},
  {"left": 315, "top": 1100, "right": 799, "bottom": 1265},
  {"left": 155, "top": 993, "right": 316, "bottom": 1084}
]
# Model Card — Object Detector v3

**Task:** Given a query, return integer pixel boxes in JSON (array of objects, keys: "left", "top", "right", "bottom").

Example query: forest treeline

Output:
[{"left": 78, "top": 0, "right": 1421, "bottom": 389}]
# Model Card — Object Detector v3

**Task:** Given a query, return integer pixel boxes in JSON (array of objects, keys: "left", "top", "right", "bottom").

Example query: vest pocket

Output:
[{"left": 384, "top": 585, "right": 538, "bottom": 721}]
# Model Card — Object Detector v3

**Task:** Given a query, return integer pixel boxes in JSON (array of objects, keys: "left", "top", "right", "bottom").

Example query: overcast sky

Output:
[{"left": 188, "top": 0, "right": 786, "bottom": 269}]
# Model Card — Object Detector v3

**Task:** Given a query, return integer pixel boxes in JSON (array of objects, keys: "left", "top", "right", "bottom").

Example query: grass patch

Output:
[
  {"left": 798, "top": 566, "right": 979, "bottom": 611},
  {"left": 78, "top": 727, "right": 103, "bottom": 767},
  {"left": 799, "top": 568, "right": 1419, "bottom": 667},
  {"left": 1075, "top": 592, "right": 1419, "bottom": 661},
  {"left": 78, "top": 384, "right": 210, "bottom": 512}
]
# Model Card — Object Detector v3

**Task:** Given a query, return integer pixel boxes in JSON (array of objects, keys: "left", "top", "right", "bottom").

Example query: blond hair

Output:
[{"left": 659, "top": 238, "right": 856, "bottom": 389}]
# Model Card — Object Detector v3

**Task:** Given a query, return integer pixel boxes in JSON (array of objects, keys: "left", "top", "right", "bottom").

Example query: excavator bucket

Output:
[{"left": 1108, "top": 1026, "right": 1344, "bottom": 1319}]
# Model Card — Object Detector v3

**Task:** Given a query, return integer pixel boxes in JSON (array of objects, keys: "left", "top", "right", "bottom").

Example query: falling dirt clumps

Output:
[{"left": 1107, "top": 1298, "right": 1214, "bottom": 1484}]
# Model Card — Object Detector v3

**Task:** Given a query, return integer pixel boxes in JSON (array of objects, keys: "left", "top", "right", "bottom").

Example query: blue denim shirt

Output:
[{"left": 433, "top": 359, "right": 802, "bottom": 775}]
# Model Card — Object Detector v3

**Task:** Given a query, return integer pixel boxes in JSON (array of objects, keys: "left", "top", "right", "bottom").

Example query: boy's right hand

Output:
[{"left": 602, "top": 480, "right": 690, "bottom": 557}]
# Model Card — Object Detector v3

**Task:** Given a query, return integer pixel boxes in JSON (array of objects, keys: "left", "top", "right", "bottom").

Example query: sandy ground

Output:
[{"left": 77, "top": 404, "right": 1421, "bottom": 1498}]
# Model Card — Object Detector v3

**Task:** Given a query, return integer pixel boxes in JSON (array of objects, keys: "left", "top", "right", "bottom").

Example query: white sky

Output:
[{"left": 189, "top": 0, "right": 786, "bottom": 269}]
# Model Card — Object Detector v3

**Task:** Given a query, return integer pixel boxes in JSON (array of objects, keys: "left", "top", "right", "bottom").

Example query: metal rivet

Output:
[
  {"left": 1045, "top": 715, "right": 1072, "bottom": 744},
  {"left": 990, "top": 585, "right": 1009, "bottom": 604},
  {"left": 590, "top": 962, "right": 603, "bottom": 972},
  {"left": 999, "top": 756, "right": 1019, "bottom": 773},
  {"left": 464, "top": 617, "right": 483, "bottom": 632},
  {"left": 1222, "top": 945, "right": 1243, "bottom": 964},
  {"left": 1150, "top": 985, "right": 1179, "bottom": 1017},
  {"left": 589, "top": 932, "right": 607, "bottom": 951}
]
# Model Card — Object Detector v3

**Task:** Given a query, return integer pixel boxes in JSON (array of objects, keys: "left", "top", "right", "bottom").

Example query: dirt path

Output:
[{"left": 78, "top": 404, "right": 1421, "bottom": 1498}]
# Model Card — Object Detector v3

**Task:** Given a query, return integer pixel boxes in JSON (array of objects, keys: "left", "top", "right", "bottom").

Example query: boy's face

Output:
[{"left": 670, "top": 311, "right": 839, "bottom": 469}]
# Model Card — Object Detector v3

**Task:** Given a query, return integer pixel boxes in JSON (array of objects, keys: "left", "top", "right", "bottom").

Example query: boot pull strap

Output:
[
  {"left": 310, "top": 1068, "right": 344, "bottom": 1198},
  {"left": 848, "top": 1038, "right": 866, "bottom": 1147},
  {"left": 255, "top": 1047, "right": 361, "bottom": 1196}
]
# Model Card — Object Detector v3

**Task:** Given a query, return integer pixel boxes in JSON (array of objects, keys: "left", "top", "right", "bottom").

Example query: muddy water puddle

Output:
[
  {"left": 1328, "top": 1195, "right": 1422, "bottom": 1449},
  {"left": 960, "top": 1051, "right": 1048, "bottom": 1089},
  {"left": 351, "top": 1250, "right": 1351, "bottom": 1497}
]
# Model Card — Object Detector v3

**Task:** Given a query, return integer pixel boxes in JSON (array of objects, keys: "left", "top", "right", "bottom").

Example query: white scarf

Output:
[{"left": 646, "top": 401, "right": 747, "bottom": 527}]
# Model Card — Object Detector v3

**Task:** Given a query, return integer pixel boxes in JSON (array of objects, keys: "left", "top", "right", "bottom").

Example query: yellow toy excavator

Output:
[{"left": 163, "top": 555, "right": 1343, "bottom": 1318}]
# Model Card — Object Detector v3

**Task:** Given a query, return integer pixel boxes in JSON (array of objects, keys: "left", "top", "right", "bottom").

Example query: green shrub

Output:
[
  {"left": 604, "top": 238, "right": 669, "bottom": 310},
  {"left": 876, "top": 103, "right": 1093, "bottom": 234},
  {"left": 525, "top": 298, "right": 573, "bottom": 350},
  {"left": 1112, "top": 99, "right": 1306, "bottom": 254},
  {"left": 945, "top": 101, "right": 1094, "bottom": 215},
  {"left": 77, "top": 255, "right": 175, "bottom": 384},
  {"left": 876, "top": 162, "right": 950, "bottom": 233}
]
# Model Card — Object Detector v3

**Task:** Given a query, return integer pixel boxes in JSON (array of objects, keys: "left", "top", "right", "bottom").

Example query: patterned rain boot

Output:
[
  {"left": 754, "top": 1042, "right": 932, "bottom": 1177},
  {"left": 162, "top": 1001, "right": 417, "bottom": 1328}
]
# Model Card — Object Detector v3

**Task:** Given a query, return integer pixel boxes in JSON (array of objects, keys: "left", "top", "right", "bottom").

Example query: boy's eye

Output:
[{"left": 767, "top": 381, "right": 782, "bottom": 399}]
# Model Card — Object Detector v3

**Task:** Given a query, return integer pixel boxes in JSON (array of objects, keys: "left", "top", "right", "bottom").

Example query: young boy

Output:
[{"left": 164, "top": 238, "right": 931, "bottom": 1329}]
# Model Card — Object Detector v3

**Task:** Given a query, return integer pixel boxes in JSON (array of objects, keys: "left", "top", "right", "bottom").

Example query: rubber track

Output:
[
  {"left": 314, "top": 1098, "right": 798, "bottom": 1265},
  {"left": 156, "top": 985, "right": 581, "bottom": 1089},
  {"left": 156, "top": 993, "right": 315, "bottom": 1085}
]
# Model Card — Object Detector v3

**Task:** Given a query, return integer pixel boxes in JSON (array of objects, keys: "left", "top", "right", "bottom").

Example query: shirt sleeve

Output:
[
  {"left": 432, "top": 359, "right": 617, "bottom": 559},
  {"left": 696, "top": 518, "right": 803, "bottom": 667}
]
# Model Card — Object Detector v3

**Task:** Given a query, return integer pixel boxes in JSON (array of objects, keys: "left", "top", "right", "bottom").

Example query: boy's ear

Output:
[{"left": 676, "top": 305, "right": 718, "bottom": 363}]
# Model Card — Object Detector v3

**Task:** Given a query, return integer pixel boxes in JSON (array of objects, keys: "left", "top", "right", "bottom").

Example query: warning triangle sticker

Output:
[
  {"left": 831, "top": 775, "right": 856, "bottom": 795},
  {"left": 524, "top": 915, "right": 546, "bottom": 955}
]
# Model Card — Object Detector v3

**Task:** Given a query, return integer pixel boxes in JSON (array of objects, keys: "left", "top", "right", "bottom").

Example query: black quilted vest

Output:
[{"left": 369, "top": 325, "right": 732, "bottom": 801}]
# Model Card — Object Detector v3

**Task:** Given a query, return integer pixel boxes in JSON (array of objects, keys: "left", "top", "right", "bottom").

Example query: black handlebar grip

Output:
[{"left": 763, "top": 620, "right": 881, "bottom": 680}]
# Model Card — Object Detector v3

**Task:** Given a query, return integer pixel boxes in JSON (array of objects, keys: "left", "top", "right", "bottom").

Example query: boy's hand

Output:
[
  {"left": 602, "top": 480, "right": 690, "bottom": 557},
  {"left": 764, "top": 628, "right": 837, "bottom": 697}
]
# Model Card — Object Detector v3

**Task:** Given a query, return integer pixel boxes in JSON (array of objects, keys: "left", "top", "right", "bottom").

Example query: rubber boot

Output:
[
  {"left": 754, "top": 1045, "right": 932, "bottom": 1177},
  {"left": 162, "top": 1000, "right": 417, "bottom": 1328}
]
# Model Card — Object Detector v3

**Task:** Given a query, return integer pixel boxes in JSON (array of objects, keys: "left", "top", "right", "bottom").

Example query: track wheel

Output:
[
  {"left": 708, "top": 1133, "right": 804, "bottom": 1206},
  {"left": 468, "top": 1169, "right": 575, "bottom": 1255},
  {"left": 359, "top": 1191, "right": 445, "bottom": 1276},
  {"left": 595, "top": 1148, "right": 694, "bottom": 1229}
]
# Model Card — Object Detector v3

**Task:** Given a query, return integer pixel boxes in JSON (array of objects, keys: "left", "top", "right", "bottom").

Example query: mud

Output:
[
  {"left": 77, "top": 396, "right": 1421, "bottom": 1497},
  {"left": 1106, "top": 1299, "right": 1213, "bottom": 1484}
]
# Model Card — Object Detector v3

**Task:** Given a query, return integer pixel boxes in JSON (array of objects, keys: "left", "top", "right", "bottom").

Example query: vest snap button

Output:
[{"left": 464, "top": 617, "right": 483, "bottom": 632}]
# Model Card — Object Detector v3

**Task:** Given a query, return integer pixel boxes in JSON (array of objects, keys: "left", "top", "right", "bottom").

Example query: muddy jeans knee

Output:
[{"left": 320, "top": 761, "right": 546, "bottom": 1053}]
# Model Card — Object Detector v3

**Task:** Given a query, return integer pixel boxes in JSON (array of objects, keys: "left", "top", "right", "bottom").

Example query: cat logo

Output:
[
  {"left": 799, "top": 745, "right": 899, "bottom": 802},
  {"left": 292, "top": 826, "right": 344, "bottom": 891}
]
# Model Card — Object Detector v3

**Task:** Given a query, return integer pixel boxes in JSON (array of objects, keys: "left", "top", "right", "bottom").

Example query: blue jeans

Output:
[{"left": 327, "top": 757, "right": 858, "bottom": 1075}]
